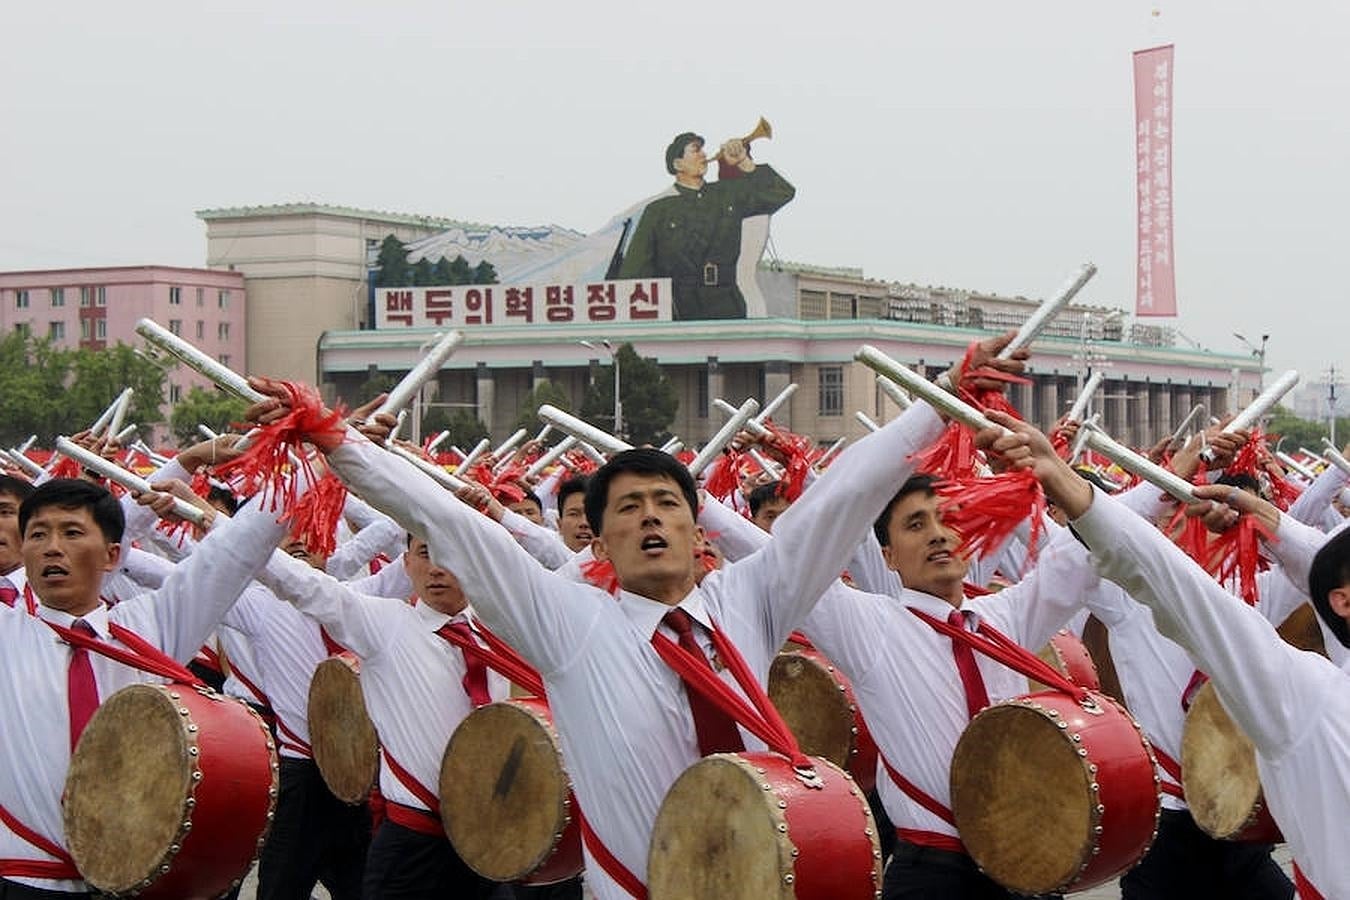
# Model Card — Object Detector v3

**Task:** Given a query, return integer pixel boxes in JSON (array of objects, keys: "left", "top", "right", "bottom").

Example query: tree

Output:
[
  {"left": 66, "top": 342, "right": 167, "bottom": 434},
  {"left": 447, "top": 255, "right": 473, "bottom": 284},
  {"left": 511, "top": 380, "right": 572, "bottom": 439},
  {"left": 581, "top": 343, "right": 677, "bottom": 447},
  {"left": 169, "top": 387, "right": 251, "bottom": 445},
  {"left": 1265, "top": 405, "right": 1350, "bottom": 453},
  {"left": 411, "top": 258, "right": 436, "bottom": 286},
  {"left": 374, "top": 234, "right": 410, "bottom": 287},
  {"left": 352, "top": 370, "right": 398, "bottom": 406},
  {"left": 425, "top": 408, "right": 489, "bottom": 451},
  {"left": 471, "top": 260, "right": 498, "bottom": 284}
]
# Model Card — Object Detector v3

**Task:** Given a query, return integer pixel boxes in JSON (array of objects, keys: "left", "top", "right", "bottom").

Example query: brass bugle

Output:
[{"left": 707, "top": 116, "right": 772, "bottom": 163}]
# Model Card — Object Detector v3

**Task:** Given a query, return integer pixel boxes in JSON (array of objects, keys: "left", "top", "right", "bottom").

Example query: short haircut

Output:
[
  {"left": 1308, "top": 527, "right": 1350, "bottom": 648},
  {"left": 206, "top": 485, "right": 239, "bottom": 515},
  {"left": 557, "top": 476, "right": 590, "bottom": 515},
  {"left": 510, "top": 490, "right": 543, "bottom": 513},
  {"left": 873, "top": 474, "right": 940, "bottom": 547},
  {"left": 19, "top": 478, "right": 124, "bottom": 544},
  {"left": 1215, "top": 471, "right": 1263, "bottom": 498},
  {"left": 748, "top": 481, "right": 784, "bottom": 517},
  {"left": 584, "top": 449, "right": 698, "bottom": 536},
  {"left": 0, "top": 475, "right": 35, "bottom": 503}
]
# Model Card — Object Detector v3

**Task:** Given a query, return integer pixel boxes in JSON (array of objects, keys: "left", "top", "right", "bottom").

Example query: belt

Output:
[
  {"left": 893, "top": 833, "right": 974, "bottom": 871},
  {"left": 384, "top": 801, "right": 442, "bottom": 837}
]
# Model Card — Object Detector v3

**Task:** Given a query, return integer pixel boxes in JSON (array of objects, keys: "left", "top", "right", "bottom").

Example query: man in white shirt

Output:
[
  {"left": 983, "top": 411, "right": 1350, "bottom": 900},
  {"left": 0, "top": 477, "right": 295, "bottom": 898},
  {"left": 0, "top": 476, "right": 34, "bottom": 611}
]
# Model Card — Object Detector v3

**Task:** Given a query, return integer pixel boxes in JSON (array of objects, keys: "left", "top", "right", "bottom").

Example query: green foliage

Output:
[
  {"left": 373, "top": 235, "right": 500, "bottom": 287},
  {"left": 424, "top": 408, "right": 489, "bottom": 450},
  {"left": 0, "top": 334, "right": 166, "bottom": 446},
  {"left": 447, "top": 255, "right": 473, "bottom": 284},
  {"left": 411, "top": 258, "right": 436, "bottom": 286},
  {"left": 511, "top": 380, "right": 572, "bottom": 438},
  {"left": 168, "top": 387, "right": 250, "bottom": 445},
  {"left": 374, "top": 234, "right": 410, "bottom": 287},
  {"left": 353, "top": 370, "right": 398, "bottom": 406},
  {"left": 1266, "top": 405, "right": 1350, "bottom": 452},
  {"left": 580, "top": 343, "right": 677, "bottom": 446},
  {"left": 471, "top": 260, "right": 498, "bottom": 284}
]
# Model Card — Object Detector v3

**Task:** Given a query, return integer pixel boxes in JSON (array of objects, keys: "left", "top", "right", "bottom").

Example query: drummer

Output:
[
  {"left": 0, "top": 475, "right": 304, "bottom": 898},
  {"left": 985, "top": 411, "right": 1350, "bottom": 899},
  {"left": 240, "top": 333, "right": 1023, "bottom": 900}
]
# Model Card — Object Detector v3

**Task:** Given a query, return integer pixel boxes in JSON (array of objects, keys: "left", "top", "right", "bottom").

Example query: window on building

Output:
[
  {"left": 196, "top": 320, "right": 205, "bottom": 339},
  {"left": 96, "top": 319, "right": 106, "bottom": 340},
  {"left": 828, "top": 293, "right": 855, "bottom": 319},
  {"left": 49, "top": 321, "right": 65, "bottom": 341},
  {"left": 95, "top": 286, "right": 106, "bottom": 307},
  {"left": 218, "top": 322, "right": 230, "bottom": 341},
  {"left": 14, "top": 290, "right": 28, "bottom": 309},
  {"left": 818, "top": 366, "right": 844, "bottom": 417},
  {"left": 80, "top": 319, "right": 91, "bottom": 340},
  {"left": 219, "top": 354, "right": 231, "bottom": 368},
  {"left": 169, "top": 319, "right": 182, "bottom": 336},
  {"left": 196, "top": 287, "right": 205, "bottom": 307},
  {"left": 15, "top": 322, "right": 30, "bottom": 338},
  {"left": 169, "top": 286, "right": 182, "bottom": 306},
  {"left": 218, "top": 290, "right": 230, "bottom": 309},
  {"left": 799, "top": 290, "right": 827, "bottom": 320},
  {"left": 697, "top": 370, "right": 710, "bottom": 418},
  {"left": 169, "top": 383, "right": 182, "bottom": 404},
  {"left": 80, "top": 287, "right": 90, "bottom": 307},
  {"left": 50, "top": 287, "right": 64, "bottom": 307}
]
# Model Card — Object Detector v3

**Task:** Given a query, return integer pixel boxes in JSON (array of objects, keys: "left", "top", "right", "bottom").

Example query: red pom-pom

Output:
[
  {"left": 761, "top": 422, "right": 814, "bottom": 502},
  {"left": 913, "top": 422, "right": 979, "bottom": 482},
  {"left": 579, "top": 557, "right": 620, "bottom": 595},
  {"left": 702, "top": 449, "right": 743, "bottom": 502},
  {"left": 1208, "top": 515, "right": 1274, "bottom": 606},
  {"left": 283, "top": 471, "right": 349, "bottom": 559},
  {"left": 50, "top": 455, "right": 83, "bottom": 480},
  {"left": 935, "top": 470, "right": 1047, "bottom": 562}
]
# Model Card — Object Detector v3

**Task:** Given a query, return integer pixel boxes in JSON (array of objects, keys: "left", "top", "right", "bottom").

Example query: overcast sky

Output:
[{"left": 2, "top": 1, "right": 1344, "bottom": 384}]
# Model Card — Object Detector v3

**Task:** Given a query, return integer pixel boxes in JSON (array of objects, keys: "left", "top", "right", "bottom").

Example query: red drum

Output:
[
  {"left": 1180, "top": 681, "right": 1282, "bottom": 843},
  {"left": 63, "top": 683, "right": 278, "bottom": 899},
  {"left": 1032, "top": 629, "right": 1102, "bottom": 693},
  {"left": 950, "top": 690, "right": 1160, "bottom": 894},
  {"left": 768, "top": 647, "right": 879, "bottom": 792},
  {"left": 648, "top": 752, "right": 883, "bottom": 899},
  {"left": 439, "top": 697, "right": 582, "bottom": 884}
]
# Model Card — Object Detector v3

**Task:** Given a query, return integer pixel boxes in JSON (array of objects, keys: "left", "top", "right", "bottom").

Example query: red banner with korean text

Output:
[
  {"left": 375, "top": 278, "right": 672, "bottom": 329},
  {"left": 1134, "top": 44, "right": 1176, "bottom": 317}
]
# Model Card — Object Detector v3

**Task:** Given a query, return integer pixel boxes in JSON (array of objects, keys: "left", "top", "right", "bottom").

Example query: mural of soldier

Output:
[{"left": 618, "top": 131, "right": 794, "bottom": 320}]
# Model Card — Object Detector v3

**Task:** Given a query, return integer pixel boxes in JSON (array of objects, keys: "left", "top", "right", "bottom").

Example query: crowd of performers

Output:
[{"left": 0, "top": 329, "right": 1347, "bottom": 900}]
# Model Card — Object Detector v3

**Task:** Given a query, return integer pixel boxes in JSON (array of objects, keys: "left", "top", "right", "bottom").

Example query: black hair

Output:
[
  {"left": 19, "top": 478, "right": 124, "bottom": 544},
  {"left": 748, "top": 481, "right": 785, "bottom": 517},
  {"left": 1215, "top": 472, "right": 1262, "bottom": 497},
  {"left": 557, "top": 476, "right": 590, "bottom": 515},
  {"left": 511, "top": 490, "right": 543, "bottom": 513},
  {"left": 873, "top": 474, "right": 940, "bottom": 548},
  {"left": 0, "top": 475, "right": 35, "bottom": 503},
  {"left": 206, "top": 485, "right": 239, "bottom": 515},
  {"left": 1308, "top": 527, "right": 1350, "bottom": 648},
  {"left": 584, "top": 449, "right": 698, "bottom": 535}
]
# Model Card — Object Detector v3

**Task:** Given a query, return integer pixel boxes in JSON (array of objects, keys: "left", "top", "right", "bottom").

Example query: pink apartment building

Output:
[{"left": 0, "top": 265, "right": 246, "bottom": 411}]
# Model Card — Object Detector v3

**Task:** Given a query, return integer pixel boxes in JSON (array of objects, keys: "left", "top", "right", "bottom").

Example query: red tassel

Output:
[
  {"left": 50, "top": 456, "right": 83, "bottom": 480},
  {"left": 283, "top": 471, "right": 349, "bottom": 559},
  {"left": 579, "top": 558, "right": 621, "bottom": 595},
  {"left": 1208, "top": 515, "right": 1274, "bottom": 606},
  {"left": 1051, "top": 429, "right": 1071, "bottom": 461},
  {"left": 762, "top": 422, "right": 814, "bottom": 502},
  {"left": 913, "top": 422, "right": 979, "bottom": 482},
  {"left": 1169, "top": 505, "right": 1212, "bottom": 567},
  {"left": 703, "top": 449, "right": 743, "bottom": 502},
  {"left": 934, "top": 470, "right": 1046, "bottom": 562}
]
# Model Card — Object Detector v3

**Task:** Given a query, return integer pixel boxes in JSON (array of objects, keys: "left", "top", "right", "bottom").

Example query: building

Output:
[
  {"left": 197, "top": 203, "right": 486, "bottom": 382},
  {"left": 319, "top": 264, "right": 1262, "bottom": 452},
  {"left": 0, "top": 265, "right": 246, "bottom": 407}
]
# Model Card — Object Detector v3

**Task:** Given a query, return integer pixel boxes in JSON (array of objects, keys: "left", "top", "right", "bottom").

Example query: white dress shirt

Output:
[
  {"left": 325, "top": 400, "right": 946, "bottom": 900},
  {"left": 499, "top": 508, "right": 574, "bottom": 571},
  {"left": 258, "top": 550, "right": 509, "bottom": 810},
  {"left": 0, "top": 494, "right": 290, "bottom": 892},
  {"left": 1072, "top": 489, "right": 1350, "bottom": 897}
]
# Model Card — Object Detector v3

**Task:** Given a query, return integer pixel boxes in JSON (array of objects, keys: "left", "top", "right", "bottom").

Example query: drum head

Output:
[
  {"left": 1181, "top": 682, "right": 1266, "bottom": 839},
  {"left": 308, "top": 656, "right": 379, "bottom": 804},
  {"left": 1277, "top": 603, "right": 1327, "bottom": 656},
  {"left": 950, "top": 703, "right": 1093, "bottom": 894},
  {"left": 768, "top": 652, "right": 854, "bottom": 770},
  {"left": 648, "top": 754, "right": 796, "bottom": 900},
  {"left": 64, "top": 685, "right": 194, "bottom": 894},
  {"left": 440, "top": 700, "right": 571, "bottom": 881}
]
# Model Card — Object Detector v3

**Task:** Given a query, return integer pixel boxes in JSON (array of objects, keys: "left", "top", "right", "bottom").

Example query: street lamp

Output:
[
  {"left": 1233, "top": 331, "right": 1269, "bottom": 390},
  {"left": 580, "top": 340, "right": 622, "bottom": 439}
]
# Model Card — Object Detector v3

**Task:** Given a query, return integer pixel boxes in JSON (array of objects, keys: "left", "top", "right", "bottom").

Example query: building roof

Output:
[{"left": 194, "top": 202, "right": 486, "bottom": 230}]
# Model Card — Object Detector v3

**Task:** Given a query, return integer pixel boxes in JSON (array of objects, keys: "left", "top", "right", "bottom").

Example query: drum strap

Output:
[
  {"left": 42, "top": 621, "right": 204, "bottom": 687},
  {"left": 0, "top": 802, "right": 80, "bottom": 880},
  {"left": 434, "top": 620, "right": 545, "bottom": 698},
  {"left": 1180, "top": 670, "right": 1209, "bottom": 712},
  {"left": 1293, "top": 863, "right": 1325, "bottom": 900},
  {"left": 576, "top": 807, "right": 647, "bottom": 900},
  {"left": 380, "top": 748, "right": 440, "bottom": 820},
  {"left": 876, "top": 749, "right": 957, "bottom": 829},
  {"left": 273, "top": 716, "right": 313, "bottom": 758},
  {"left": 227, "top": 659, "right": 271, "bottom": 709},
  {"left": 384, "top": 802, "right": 443, "bottom": 838},
  {"left": 1150, "top": 747, "right": 1185, "bottom": 800}
]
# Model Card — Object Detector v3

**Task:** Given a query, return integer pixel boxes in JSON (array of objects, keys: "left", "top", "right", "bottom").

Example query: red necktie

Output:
[
  {"left": 948, "top": 609, "right": 990, "bottom": 721},
  {"left": 68, "top": 619, "right": 100, "bottom": 752},
  {"left": 0, "top": 586, "right": 17, "bottom": 608},
  {"left": 662, "top": 609, "right": 745, "bottom": 755},
  {"left": 444, "top": 621, "right": 493, "bottom": 708}
]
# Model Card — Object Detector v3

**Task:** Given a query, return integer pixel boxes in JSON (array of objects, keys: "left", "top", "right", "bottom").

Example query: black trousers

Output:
[
  {"left": 0, "top": 882, "right": 91, "bottom": 900},
  {"left": 882, "top": 842, "right": 1063, "bottom": 900},
  {"left": 1120, "top": 808, "right": 1293, "bottom": 899},
  {"left": 512, "top": 878, "right": 583, "bottom": 899},
  {"left": 257, "top": 757, "right": 370, "bottom": 900},
  {"left": 362, "top": 820, "right": 498, "bottom": 900}
]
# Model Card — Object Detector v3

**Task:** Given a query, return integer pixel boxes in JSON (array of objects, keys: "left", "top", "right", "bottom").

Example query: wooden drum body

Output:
[
  {"left": 1180, "top": 681, "right": 1281, "bottom": 843},
  {"left": 768, "top": 648, "right": 879, "bottom": 792},
  {"left": 648, "top": 752, "right": 882, "bottom": 900},
  {"left": 64, "top": 683, "right": 278, "bottom": 899},
  {"left": 439, "top": 697, "right": 581, "bottom": 884},
  {"left": 950, "top": 691, "right": 1160, "bottom": 894},
  {"left": 308, "top": 653, "right": 380, "bottom": 804}
]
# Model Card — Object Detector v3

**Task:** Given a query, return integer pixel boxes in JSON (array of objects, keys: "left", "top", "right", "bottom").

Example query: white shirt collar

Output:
[
  {"left": 618, "top": 586, "right": 711, "bottom": 640},
  {"left": 36, "top": 601, "right": 111, "bottom": 639}
]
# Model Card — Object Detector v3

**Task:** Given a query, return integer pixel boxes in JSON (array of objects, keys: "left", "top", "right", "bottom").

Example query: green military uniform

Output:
[{"left": 618, "top": 164, "right": 795, "bottom": 320}]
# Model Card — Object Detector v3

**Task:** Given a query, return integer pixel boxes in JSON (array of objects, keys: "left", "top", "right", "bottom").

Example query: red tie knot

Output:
[{"left": 663, "top": 608, "right": 695, "bottom": 639}]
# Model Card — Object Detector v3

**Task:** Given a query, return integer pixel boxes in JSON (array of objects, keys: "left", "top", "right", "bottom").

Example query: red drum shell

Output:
[
  {"left": 439, "top": 697, "right": 582, "bottom": 884},
  {"left": 950, "top": 690, "right": 1160, "bottom": 894},
  {"left": 64, "top": 683, "right": 278, "bottom": 899},
  {"left": 768, "top": 647, "right": 879, "bottom": 792},
  {"left": 648, "top": 752, "right": 882, "bottom": 900},
  {"left": 1033, "top": 629, "right": 1103, "bottom": 693}
]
